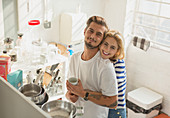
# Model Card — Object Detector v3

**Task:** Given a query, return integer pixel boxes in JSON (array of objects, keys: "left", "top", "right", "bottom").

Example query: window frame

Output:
[{"left": 131, "top": 0, "right": 170, "bottom": 50}]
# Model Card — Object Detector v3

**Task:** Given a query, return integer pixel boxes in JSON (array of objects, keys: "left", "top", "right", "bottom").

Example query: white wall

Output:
[
  {"left": 124, "top": 0, "right": 170, "bottom": 115},
  {"left": 0, "top": 0, "right": 4, "bottom": 41},
  {"left": 0, "top": 0, "right": 5, "bottom": 53},
  {"left": 17, "top": 0, "right": 128, "bottom": 44},
  {"left": 104, "top": 0, "right": 127, "bottom": 33},
  {"left": 47, "top": 0, "right": 105, "bottom": 43},
  {"left": 2, "top": 0, "right": 18, "bottom": 41},
  {"left": 126, "top": 42, "right": 170, "bottom": 115},
  {"left": 123, "top": 0, "right": 136, "bottom": 51},
  {"left": 17, "top": 0, "right": 105, "bottom": 43},
  {"left": 17, "top": 0, "right": 45, "bottom": 44}
]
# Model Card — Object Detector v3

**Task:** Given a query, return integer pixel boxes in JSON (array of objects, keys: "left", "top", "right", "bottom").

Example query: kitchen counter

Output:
[{"left": 11, "top": 53, "right": 69, "bottom": 102}]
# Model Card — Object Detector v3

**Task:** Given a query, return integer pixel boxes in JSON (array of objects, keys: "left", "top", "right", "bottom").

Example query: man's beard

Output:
[{"left": 85, "top": 40, "right": 100, "bottom": 49}]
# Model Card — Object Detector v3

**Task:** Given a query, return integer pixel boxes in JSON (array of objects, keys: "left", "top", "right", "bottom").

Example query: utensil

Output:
[
  {"left": 47, "top": 69, "right": 60, "bottom": 88},
  {"left": 50, "top": 63, "right": 59, "bottom": 73},
  {"left": 34, "top": 71, "right": 44, "bottom": 85},
  {"left": 19, "top": 83, "right": 42, "bottom": 102},
  {"left": 43, "top": 71, "right": 52, "bottom": 86},
  {"left": 32, "top": 87, "right": 46, "bottom": 104},
  {"left": 53, "top": 69, "right": 60, "bottom": 80},
  {"left": 43, "top": 63, "right": 59, "bottom": 86},
  {"left": 46, "top": 63, "right": 59, "bottom": 76},
  {"left": 36, "top": 93, "right": 49, "bottom": 107},
  {"left": 36, "top": 87, "right": 49, "bottom": 107},
  {"left": 41, "top": 100, "right": 76, "bottom": 118},
  {"left": 26, "top": 71, "right": 34, "bottom": 84}
]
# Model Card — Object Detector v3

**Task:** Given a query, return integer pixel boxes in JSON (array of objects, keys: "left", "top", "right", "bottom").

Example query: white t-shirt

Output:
[{"left": 68, "top": 51, "right": 118, "bottom": 118}]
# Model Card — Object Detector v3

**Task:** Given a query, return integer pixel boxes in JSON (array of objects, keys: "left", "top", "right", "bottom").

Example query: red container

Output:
[
  {"left": 0, "top": 56, "right": 11, "bottom": 81},
  {"left": 154, "top": 113, "right": 170, "bottom": 118}
]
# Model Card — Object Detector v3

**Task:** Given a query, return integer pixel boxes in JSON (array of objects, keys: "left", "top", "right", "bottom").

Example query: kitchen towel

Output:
[{"left": 133, "top": 36, "right": 150, "bottom": 51}]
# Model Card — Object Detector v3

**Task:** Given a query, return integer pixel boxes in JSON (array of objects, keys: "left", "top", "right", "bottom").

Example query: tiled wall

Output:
[{"left": 126, "top": 42, "right": 170, "bottom": 115}]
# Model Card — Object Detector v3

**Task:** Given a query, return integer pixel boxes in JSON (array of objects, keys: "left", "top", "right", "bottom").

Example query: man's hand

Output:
[
  {"left": 66, "top": 79, "right": 85, "bottom": 98},
  {"left": 65, "top": 91, "right": 79, "bottom": 103},
  {"left": 66, "top": 79, "right": 118, "bottom": 109}
]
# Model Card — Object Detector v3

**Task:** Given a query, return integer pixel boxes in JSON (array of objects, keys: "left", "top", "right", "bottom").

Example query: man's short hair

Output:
[{"left": 86, "top": 16, "right": 109, "bottom": 31}]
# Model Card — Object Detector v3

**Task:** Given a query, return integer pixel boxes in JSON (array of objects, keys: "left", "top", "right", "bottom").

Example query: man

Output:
[{"left": 66, "top": 16, "right": 118, "bottom": 118}]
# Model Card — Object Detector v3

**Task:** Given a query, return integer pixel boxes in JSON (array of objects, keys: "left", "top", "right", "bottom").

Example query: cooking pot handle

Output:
[
  {"left": 69, "top": 106, "right": 84, "bottom": 118},
  {"left": 72, "top": 106, "right": 84, "bottom": 117}
]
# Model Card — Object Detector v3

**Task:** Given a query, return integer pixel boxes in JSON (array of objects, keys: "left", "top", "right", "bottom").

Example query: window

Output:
[{"left": 132, "top": 0, "right": 170, "bottom": 46}]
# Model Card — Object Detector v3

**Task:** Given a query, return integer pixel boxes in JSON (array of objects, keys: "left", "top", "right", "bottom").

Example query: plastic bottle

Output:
[
  {"left": 4, "top": 37, "right": 14, "bottom": 52},
  {"left": 16, "top": 33, "right": 23, "bottom": 46},
  {"left": 67, "top": 45, "right": 74, "bottom": 56},
  {"left": 9, "top": 49, "right": 17, "bottom": 62},
  {"left": 1, "top": 50, "right": 10, "bottom": 57}
]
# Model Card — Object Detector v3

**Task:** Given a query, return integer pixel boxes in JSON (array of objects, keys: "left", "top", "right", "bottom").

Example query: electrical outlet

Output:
[{"left": 44, "top": 21, "right": 51, "bottom": 29}]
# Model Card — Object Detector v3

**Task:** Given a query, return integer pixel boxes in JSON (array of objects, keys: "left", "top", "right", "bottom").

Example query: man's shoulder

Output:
[
  {"left": 72, "top": 51, "right": 82, "bottom": 56},
  {"left": 96, "top": 53, "right": 112, "bottom": 65},
  {"left": 70, "top": 51, "right": 82, "bottom": 59},
  {"left": 95, "top": 56, "right": 113, "bottom": 70}
]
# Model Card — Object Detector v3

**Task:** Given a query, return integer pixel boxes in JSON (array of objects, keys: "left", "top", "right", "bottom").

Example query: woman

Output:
[{"left": 100, "top": 30, "right": 127, "bottom": 118}]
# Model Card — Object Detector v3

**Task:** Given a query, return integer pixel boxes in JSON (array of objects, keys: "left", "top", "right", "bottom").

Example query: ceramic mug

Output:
[{"left": 68, "top": 77, "right": 78, "bottom": 85}]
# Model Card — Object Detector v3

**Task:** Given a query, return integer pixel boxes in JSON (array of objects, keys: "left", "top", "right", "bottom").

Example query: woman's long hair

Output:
[{"left": 103, "top": 30, "right": 125, "bottom": 61}]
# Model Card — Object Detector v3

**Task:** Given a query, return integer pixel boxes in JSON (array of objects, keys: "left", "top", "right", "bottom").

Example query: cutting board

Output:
[{"left": 43, "top": 72, "right": 52, "bottom": 86}]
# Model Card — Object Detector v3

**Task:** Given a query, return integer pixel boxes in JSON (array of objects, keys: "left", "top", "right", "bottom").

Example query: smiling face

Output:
[
  {"left": 100, "top": 36, "right": 119, "bottom": 59},
  {"left": 84, "top": 22, "right": 106, "bottom": 49}
]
